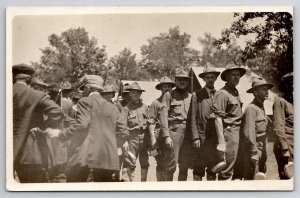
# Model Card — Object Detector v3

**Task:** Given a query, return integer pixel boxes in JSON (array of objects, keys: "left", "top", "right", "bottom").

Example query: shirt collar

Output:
[
  {"left": 225, "top": 83, "right": 239, "bottom": 96},
  {"left": 252, "top": 98, "right": 265, "bottom": 110},
  {"left": 16, "top": 81, "right": 28, "bottom": 86}
]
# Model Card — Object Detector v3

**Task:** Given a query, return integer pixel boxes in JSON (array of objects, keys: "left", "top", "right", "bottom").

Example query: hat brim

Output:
[
  {"left": 221, "top": 68, "right": 246, "bottom": 81},
  {"left": 79, "top": 83, "right": 103, "bottom": 91},
  {"left": 175, "top": 75, "right": 191, "bottom": 79},
  {"left": 246, "top": 83, "right": 274, "bottom": 93},
  {"left": 127, "top": 88, "right": 145, "bottom": 92},
  {"left": 198, "top": 71, "right": 221, "bottom": 79},
  {"left": 155, "top": 82, "right": 176, "bottom": 90}
]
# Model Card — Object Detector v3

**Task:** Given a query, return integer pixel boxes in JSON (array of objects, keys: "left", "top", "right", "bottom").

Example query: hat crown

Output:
[
  {"left": 203, "top": 63, "right": 217, "bottom": 73},
  {"left": 251, "top": 77, "right": 268, "bottom": 88},
  {"left": 175, "top": 67, "right": 190, "bottom": 78},
  {"left": 12, "top": 63, "right": 35, "bottom": 76},
  {"left": 31, "top": 77, "right": 48, "bottom": 87},
  {"left": 159, "top": 76, "right": 173, "bottom": 84},
  {"left": 82, "top": 75, "right": 104, "bottom": 87},
  {"left": 129, "top": 82, "right": 143, "bottom": 91},
  {"left": 103, "top": 84, "right": 116, "bottom": 93}
]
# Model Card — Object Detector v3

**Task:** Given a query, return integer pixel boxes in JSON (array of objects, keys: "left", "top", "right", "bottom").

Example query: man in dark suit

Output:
[
  {"left": 13, "top": 64, "right": 64, "bottom": 183},
  {"left": 48, "top": 75, "right": 128, "bottom": 182},
  {"left": 188, "top": 63, "right": 220, "bottom": 181}
]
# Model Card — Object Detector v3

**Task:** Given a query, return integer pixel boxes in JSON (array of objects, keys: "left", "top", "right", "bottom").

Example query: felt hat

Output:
[
  {"left": 246, "top": 77, "right": 274, "bottom": 93},
  {"left": 155, "top": 76, "right": 176, "bottom": 90},
  {"left": 198, "top": 63, "right": 220, "bottom": 79},
  {"left": 221, "top": 62, "right": 246, "bottom": 81}
]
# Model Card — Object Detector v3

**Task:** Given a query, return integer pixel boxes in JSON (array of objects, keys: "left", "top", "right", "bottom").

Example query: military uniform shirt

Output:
[
  {"left": 212, "top": 83, "right": 243, "bottom": 126},
  {"left": 160, "top": 88, "right": 192, "bottom": 137}
]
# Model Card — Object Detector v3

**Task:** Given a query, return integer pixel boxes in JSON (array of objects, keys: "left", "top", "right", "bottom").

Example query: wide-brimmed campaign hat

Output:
[
  {"left": 198, "top": 63, "right": 220, "bottom": 79},
  {"left": 221, "top": 62, "right": 246, "bottom": 81},
  {"left": 246, "top": 77, "right": 274, "bottom": 93},
  {"left": 79, "top": 75, "right": 104, "bottom": 91},
  {"left": 12, "top": 64, "right": 35, "bottom": 76},
  {"left": 31, "top": 78, "right": 48, "bottom": 88},
  {"left": 155, "top": 76, "right": 176, "bottom": 90},
  {"left": 127, "top": 82, "right": 145, "bottom": 92},
  {"left": 175, "top": 67, "right": 191, "bottom": 79},
  {"left": 102, "top": 84, "right": 116, "bottom": 93}
]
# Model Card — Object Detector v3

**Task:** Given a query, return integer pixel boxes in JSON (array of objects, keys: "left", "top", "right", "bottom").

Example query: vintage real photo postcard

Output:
[{"left": 6, "top": 6, "right": 294, "bottom": 191}]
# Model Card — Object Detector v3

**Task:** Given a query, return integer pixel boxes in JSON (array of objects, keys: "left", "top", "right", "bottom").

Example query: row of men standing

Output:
[{"left": 12, "top": 62, "right": 293, "bottom": 183}]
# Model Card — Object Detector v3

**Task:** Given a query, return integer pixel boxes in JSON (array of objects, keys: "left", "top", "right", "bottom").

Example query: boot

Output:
[
  {"left": 127, "top": 168, "right": 135, "bottom": 182},
  {"left": 121, "top": 167, "right": 129, "bottom": 182},
  {"left": 156, "top": 171, "right": 164, "bottom": 181},
  {"left": 141, "top": 168, "right": 148, "bottom": 182},
  {"left": 193, "top": 174, "right": 202, "bottom": 181},
  {"left": 178, "top": 168, "right": 188, "bottom": 181}
]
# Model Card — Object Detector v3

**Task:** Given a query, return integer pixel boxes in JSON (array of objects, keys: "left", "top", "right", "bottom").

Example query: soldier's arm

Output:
[
  {"left": 273, "top": 98, "right": 290, "bottom": 157},
  {"left": 190, "top": 92, "right": 200, "bottom": 141},
  {"left": 212, "top": 92, "right": 227, "bottom": 152},
  {"left": 159, "top": 92, "right": 171, "bottom": 138},
  {"left": 116, "top": 107, "right": 129, "bottom": 147},
  {"left": 242, "top": 107, "right": 257, "bottom": 158},
  {"left": 58, "top": 98, "right": 91, "bottom": 140}
]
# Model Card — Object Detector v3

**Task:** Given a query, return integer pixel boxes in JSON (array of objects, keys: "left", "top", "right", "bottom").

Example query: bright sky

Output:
[{"left": 12, "top": 13, "right": 236, "bottom": 65}]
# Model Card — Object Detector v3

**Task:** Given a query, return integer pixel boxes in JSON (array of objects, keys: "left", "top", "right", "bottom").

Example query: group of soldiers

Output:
[{"left": 12, "top": 62, "right": 294, "bottom": 183}]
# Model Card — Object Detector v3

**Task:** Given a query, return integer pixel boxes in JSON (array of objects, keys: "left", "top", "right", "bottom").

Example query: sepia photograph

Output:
[{"left": 6, "top": 6, "right": 294, "bottom": 191}]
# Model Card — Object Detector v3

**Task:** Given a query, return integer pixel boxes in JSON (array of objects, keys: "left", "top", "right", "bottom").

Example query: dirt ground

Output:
[{"left": 133, "top": 141, "right": 279, "bottom": 181}]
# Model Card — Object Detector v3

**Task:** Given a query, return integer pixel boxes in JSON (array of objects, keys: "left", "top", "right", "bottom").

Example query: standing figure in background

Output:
[
  {"left": 123, "top": 82, "right": 149, "bottom": 182},
  {"left": 159, "top": 68, "right": 192, "bottom": 181},
  {"left": 61, "top": 81, "right": 73, "bottom": 117},
  {"left": 30, "top": 77, "right": 49, "bottom": 92},
  {"left": 188, "top": 63, "right": 220, "bottom": 181},
  {"left": 233, "top": 77, "right": 273, "bottom": 180},
  {"left": 273, "top": 72, "right": 294, "bottom": 179},
  {"left": 70, "top": 92, "right": 83, "bottom": 118},
  {"left": 148, "top": 76, "right": 175, "bottom": 181},
  {"left": 212, "top": 62, "right": 246, "bottom": 180},
  {"left": 13, "top": 64, "right": 64, "bottom": 183},
  {"left": 101, "top": 84, "right": 116, "bottom": 103}
]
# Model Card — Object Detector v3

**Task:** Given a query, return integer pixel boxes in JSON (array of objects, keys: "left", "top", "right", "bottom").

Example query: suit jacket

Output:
[
  {"left": 13, "top": 83, "right": 63, "bottom": 166},
  {"left": 60, "top": 93, "right": 128, "bottom": 171},
  {"left": 189, "top": 87, "right": 215, "bottom": 143}
]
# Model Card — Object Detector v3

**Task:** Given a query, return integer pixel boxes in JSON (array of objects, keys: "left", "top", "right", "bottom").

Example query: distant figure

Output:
[
  {"left": 273, "top": 72, "right": 294, "bottom": 179},
  {"left": 101, "top": 84, "right": 116, "bottom": 103},
  {"left": 123, "top": 82, "right": 149, "bottom": 182},
  {"left": 70, "top": 92, "right": 83, "bottom": 118},
  {"left": 148, "top": 76, "right": 175, "bottom": 181},
  {"left": 61, "top": 81, "right": 73, "bottom": 116},
  {"left": 187, "top": 63, "right": 220, "bottom": 181},
  {"left": 159, "top": 68, "right": 192, "bottom": 181},
  {"left": 30, "top": 77, "right": 48, "bottom": 92}
]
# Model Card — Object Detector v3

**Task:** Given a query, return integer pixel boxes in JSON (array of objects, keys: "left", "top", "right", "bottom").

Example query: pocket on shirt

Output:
[{"left": 170, "top": 101, "right": 182, "bottom": 115}]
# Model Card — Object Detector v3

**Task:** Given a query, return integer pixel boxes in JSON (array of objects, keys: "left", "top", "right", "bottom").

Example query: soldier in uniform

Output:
[
  {"left": 123, "top": 82, "right": 149, "bottom": 182},
  {"left": 212, "top": 62, "right": 246, "bottom": 180},
  {"left": 273, "top": 72, "right": 294, "bottom": 179},
  {"left": 13, "top": 64, "right": 64, "bottom": 183},
  {"left": 148, "top": 76, "right": 175, "bottom": 181},
  {"left": 30, "top": 77, "right": 48, "bottom": 92},
  {"left": 61, "top": 81, "right": 73, "bottom": 117},
  {"left": 189, "top": 63, "right": 220, "bottom": 181},
  {"left": 233, "top": 77, "right": 273, "bottom": 180},
  {"left": 159, "top": 68, "right": 192, "bottom": 181},
  {"left": 48, "top": 75, "right": 128, "bottom": 182},
  {"left": 101, "top": 84, "right": 116, "bottom": 103}
]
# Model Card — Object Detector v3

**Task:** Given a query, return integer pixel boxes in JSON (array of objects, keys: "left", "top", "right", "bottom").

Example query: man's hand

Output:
[
  {"left": 250, "top": 154, "right": 258, "bottom": 164},
  {"left": 122, "top": 141, "right": 129, "bottom": 151},
  {"left": 216, "top": 143, "right": 226, "bottom": 153},
  {"left": 165, "top": 136, "right": 173, "bottom": 149},
  {"left": 45, "top": 128, "right": 61, "bottom": 138},
  {"left": 192, "top": 139, "right": 201, "bottom": 149}
]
